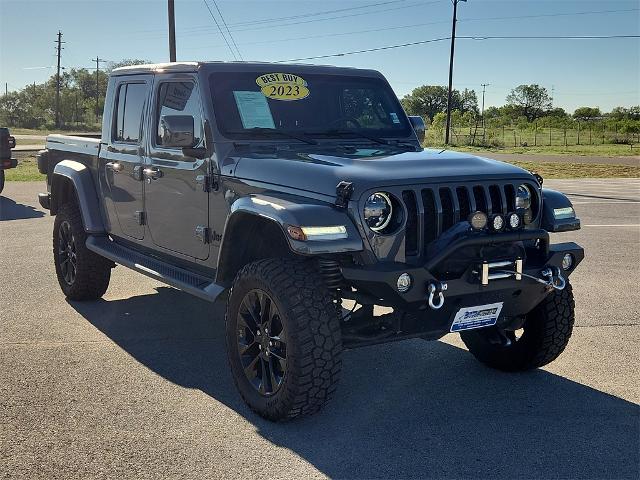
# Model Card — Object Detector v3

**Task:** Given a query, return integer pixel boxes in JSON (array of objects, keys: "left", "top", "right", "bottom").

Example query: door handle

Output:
[
  {"left": 105, "top": 161, "right": 123, "bottom": 173},
  {"left": 143, "top": 167, "right": 163, "bottom": 180}
]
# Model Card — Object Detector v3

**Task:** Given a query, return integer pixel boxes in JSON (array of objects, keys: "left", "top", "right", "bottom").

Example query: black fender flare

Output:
[
  {"left": 215, "top": 193, "right": 364, "bottom": 286},
  {"left": 50, "top": 160, "right": 105, "bottom": 233},
  {"left": 541, "top": 188, "right": 581, "bottom": 232},
  {"left": 223, "top": 193, "right": 364, "bottom": 255}
]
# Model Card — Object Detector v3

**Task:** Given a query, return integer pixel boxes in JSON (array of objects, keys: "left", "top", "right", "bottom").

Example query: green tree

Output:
[
  {"left": 573, "top": 107, "right": 601, "bottom": 121},
  {"left": 107, "top": 59, "right": 150, "bottom": 71},
  {"left": 401, "top": 85, "right": 478, "bottom": 121},
  {"left": 505, "top": 84, "right": 552, "bottom": 122},
  {"left": 401, "top": 85, "right": 449, "bottom": 121}
]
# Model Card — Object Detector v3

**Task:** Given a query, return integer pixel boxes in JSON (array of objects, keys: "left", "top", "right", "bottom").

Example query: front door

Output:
[
  {"left": 99, "top": 78, "right": 150, "bottom": 240},
  {"left": 144, "top": 75, "right": 210, "bottom": 260}
]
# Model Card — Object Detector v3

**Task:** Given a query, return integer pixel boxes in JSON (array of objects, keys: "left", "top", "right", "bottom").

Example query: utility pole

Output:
[
  {"left": 4, "top": 83, "right": 7, "bottom": 95},
  {"left": 445, "top": 0, "right": 466, "bottom": 145},
  {"left": 481, "top": 83, "right": 489, "bottom": 142},
  {"left": 168, "top": 0, "right": 176, "bottom": 62},
  {"left": 55, "top": 31, "right": 64, "bottom": 128},
  {"left": 94, "top": 57, "right": 106, "bottom": 121}
]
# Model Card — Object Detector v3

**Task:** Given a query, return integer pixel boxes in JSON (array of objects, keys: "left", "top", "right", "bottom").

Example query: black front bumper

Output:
[{"left": 340, "top": 229, "right": 584, "bottom": 339}]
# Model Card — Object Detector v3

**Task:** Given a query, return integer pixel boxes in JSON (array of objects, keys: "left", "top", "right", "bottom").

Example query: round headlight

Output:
[
  {"left": 364, "top": 192, "right": 392, "bottom": 232},
  {"left": 516, "top": 184, "right": 532, "bottom": 210}
]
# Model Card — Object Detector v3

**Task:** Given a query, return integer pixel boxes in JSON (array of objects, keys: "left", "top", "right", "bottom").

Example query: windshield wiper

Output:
[
  {"left": 312, "top": 129, "right": 419, "bottom": 151},
  {"left": 319, "top": 129, "right": 390, "bottom": 145},
  {"left": 227, "top": 127, "right": 317, "bottom": 145}
]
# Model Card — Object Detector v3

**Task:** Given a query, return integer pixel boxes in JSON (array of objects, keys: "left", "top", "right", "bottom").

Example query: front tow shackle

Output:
[{"left": 427, "top": 281, "right": 448, "bottom": 310}]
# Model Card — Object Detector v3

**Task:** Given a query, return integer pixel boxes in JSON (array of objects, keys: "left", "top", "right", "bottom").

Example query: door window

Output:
[
  {"left": 113, "top": 83, "right": 147, "bottom": 144},
  {"left": 155, "top": 81, "right": 204, "bottom": 149}
]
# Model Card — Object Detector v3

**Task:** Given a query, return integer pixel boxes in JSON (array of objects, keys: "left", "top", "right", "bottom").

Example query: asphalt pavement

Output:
[{"left": 1, "top": 180, "right": 638, "bottom": 479}]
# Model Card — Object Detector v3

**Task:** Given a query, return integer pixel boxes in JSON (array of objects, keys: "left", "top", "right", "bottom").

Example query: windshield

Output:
[{"left": 209, "top": 71, "right": 412, "bottom": 141}]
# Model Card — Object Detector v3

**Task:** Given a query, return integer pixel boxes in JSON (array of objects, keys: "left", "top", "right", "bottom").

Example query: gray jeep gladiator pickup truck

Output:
[{"left": 37, "top": 62, "right": 583, "bottom": 421}]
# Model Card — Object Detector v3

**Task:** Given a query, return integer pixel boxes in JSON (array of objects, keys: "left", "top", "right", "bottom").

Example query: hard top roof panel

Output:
[{"left": 111, "top": 61, "right": 383, "bottom": 79}]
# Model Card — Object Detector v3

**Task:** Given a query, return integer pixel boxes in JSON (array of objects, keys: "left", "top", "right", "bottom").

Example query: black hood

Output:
[{"left": 231, "top": 147, "right": 534, "bottom": 200}]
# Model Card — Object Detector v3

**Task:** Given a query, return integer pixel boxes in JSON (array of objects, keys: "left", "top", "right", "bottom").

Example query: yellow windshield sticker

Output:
[{"left": 256, "top": 73, "right": 310, "bottom": 101}]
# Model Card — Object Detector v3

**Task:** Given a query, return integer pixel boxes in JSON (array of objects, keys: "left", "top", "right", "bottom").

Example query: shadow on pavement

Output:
[
  {"left": 0, "top": 196, "right": 45, "bottom": 221},
  {"left": 69, "top": 286, "right": 639, "bottom": 480}
]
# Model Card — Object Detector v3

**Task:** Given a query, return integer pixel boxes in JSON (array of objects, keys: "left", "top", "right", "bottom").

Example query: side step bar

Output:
[{"left": 86, "top": 235, "right": 225, "bottom": 303}]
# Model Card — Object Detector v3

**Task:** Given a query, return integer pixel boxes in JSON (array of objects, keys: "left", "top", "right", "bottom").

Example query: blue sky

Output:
[{"left": 0, "top": 0, "right": 638, "bottom": 112}]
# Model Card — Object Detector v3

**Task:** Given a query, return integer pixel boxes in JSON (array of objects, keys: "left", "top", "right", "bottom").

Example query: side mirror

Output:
[
  {"left": 408, "top": 115, "right": 426, "bottom": 144},
  {"left": 159, "top": 115, "right": 196, "bottom": 148}
]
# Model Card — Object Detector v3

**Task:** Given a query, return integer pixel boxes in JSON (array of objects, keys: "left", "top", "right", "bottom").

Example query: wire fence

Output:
[{"left": 427, "top": 124, "right": 640, "bottom": 149}]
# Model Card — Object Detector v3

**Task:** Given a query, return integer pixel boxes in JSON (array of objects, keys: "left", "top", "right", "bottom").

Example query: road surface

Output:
[{"left": 1, "top": 179, "right": 638, "bottom": 479}]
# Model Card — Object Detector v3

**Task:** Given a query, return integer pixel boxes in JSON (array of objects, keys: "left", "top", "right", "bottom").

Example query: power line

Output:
[
  {"left": 228, "top": 0, "right": 412, "bottom": 27},
  {"left": 462, "top": 35, "right": 640, "bottom": 40},
  {"left": 211, "top": 0, "right": 243, "bottom": 60},
  {"left": 202, "top": 0, "right": 238, "bottom": 60},
  {"left": 154, "top": 0, "right": 439, "bottom": 38},
  {"left": 278, "top": 34, "right": 640, "bottom": 62},
  {"left": 182, "top": 19, "right": 451, "bottom": 52},
  {"left": 180, "top": 6, "right": 639, "bottom": 50},
  {"left": 459, "top": 7, "right": 640, "bottom": 23},
  {"left": 277, "top": 37, "right": 451, "bottom": 62}
]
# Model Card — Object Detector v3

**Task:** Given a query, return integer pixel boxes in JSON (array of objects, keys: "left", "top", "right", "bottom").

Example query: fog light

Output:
[
  {"left": 469, "top": 211, "right": 488, "bottom": 230},
  {"left": 397, "top": 273, "right": 412, "bottom": 293},
  {"left": 490, "top": 214, "right": 505, "bottom": 232},
  {"left": 561, "top": 253, "right": 574, "bottom": 271},
  {"left": 508, "top": 212, "right": 521, "bottom": 230}
]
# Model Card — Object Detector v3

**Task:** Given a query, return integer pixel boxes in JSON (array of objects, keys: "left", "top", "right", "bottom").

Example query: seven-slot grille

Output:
[{"left": 401, "top": 182, "right": 536, "bottom": 258}]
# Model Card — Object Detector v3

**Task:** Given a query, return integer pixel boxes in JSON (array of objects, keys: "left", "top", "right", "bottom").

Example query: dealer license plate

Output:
[{"left": 450, "top": 302, "right": 504, "bottom": 333}]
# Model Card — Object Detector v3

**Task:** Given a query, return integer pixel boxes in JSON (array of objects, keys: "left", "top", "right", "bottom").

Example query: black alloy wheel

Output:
[
  {"left": 57, "top": 220, "right": 78, "bottom": 285},
  {"left": 53, "top": 202, "right": 112, "bottom": 300},
  {"left": 237, "top": 289, "right": 287, "bottom": 396}
]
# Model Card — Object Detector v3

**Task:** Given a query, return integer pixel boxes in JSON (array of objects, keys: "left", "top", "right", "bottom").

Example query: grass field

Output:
[
  {"left": 451, "top": 144, "right": 639, "bottom": 157},
  {"left": 5, "top": 150, "right": 638, "bottom": 182}
]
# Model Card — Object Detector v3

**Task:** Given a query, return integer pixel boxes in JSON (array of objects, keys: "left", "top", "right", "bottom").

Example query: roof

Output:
[{"left": 110, "top": 61, "right": 383, "bottom": 78}]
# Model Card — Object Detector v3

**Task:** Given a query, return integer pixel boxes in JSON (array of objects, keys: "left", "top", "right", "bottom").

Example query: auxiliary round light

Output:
[
  {"left": 561, "top": 253, "right": 574, "bottom": 271},
  {"left": 468, "top": 211, "right": 488, "bottom": 230},
  {"left": 508, "top": 212, "right": 521, "bottom": 230},
  {"left": 397, "top": 273, "right": 412, "bottom": 293},
  {"left": 491, "top": 214, "right": 505, "bottom": 232}
]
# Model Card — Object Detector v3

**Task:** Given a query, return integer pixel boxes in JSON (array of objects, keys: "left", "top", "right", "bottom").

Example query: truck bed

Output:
[{"left": 44, "top": 135, "right": 101, "bottom": 185}]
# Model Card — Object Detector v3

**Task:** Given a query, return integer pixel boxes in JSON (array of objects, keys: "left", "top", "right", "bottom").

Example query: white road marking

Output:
[
  {"left": 581, "top": 224, "right": 640, "bottom": 227},
  {"left": 572, "top": 201, "right": 640, "bottom": 205}
]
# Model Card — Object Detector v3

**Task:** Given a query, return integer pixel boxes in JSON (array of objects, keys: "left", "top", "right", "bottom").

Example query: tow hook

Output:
[
  {"left": 427, "top": 281, "right": 447, "bottom": 310},
  {"left": 542, "top": 267, "right": 566, "bottom": 291}
]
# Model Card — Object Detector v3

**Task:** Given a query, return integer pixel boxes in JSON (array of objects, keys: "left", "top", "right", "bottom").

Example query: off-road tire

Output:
[
  {"left": 460, "top": 282, "right": 575, "bottom": 371},
  {"left": 225, "top": 258, "right": 343, "bottom": 421},
  {"left": 0, "top": 170, "right": 5, "bottom": 194},
  {"left": 53, "top": 202, "right": 112, "bottom": 300}
]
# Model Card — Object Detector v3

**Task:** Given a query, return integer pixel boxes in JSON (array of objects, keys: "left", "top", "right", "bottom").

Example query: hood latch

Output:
[{"left": 335, "top": 181, "right": 354, "bottom": 209}]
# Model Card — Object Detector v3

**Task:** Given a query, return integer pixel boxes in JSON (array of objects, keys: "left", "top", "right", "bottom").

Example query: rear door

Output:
[
  {"left": 99, "top": 77, "right": 151, "bottom": 240},
  {"left": 144, "top": 74, "right": 210, "bottom": 260}
]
